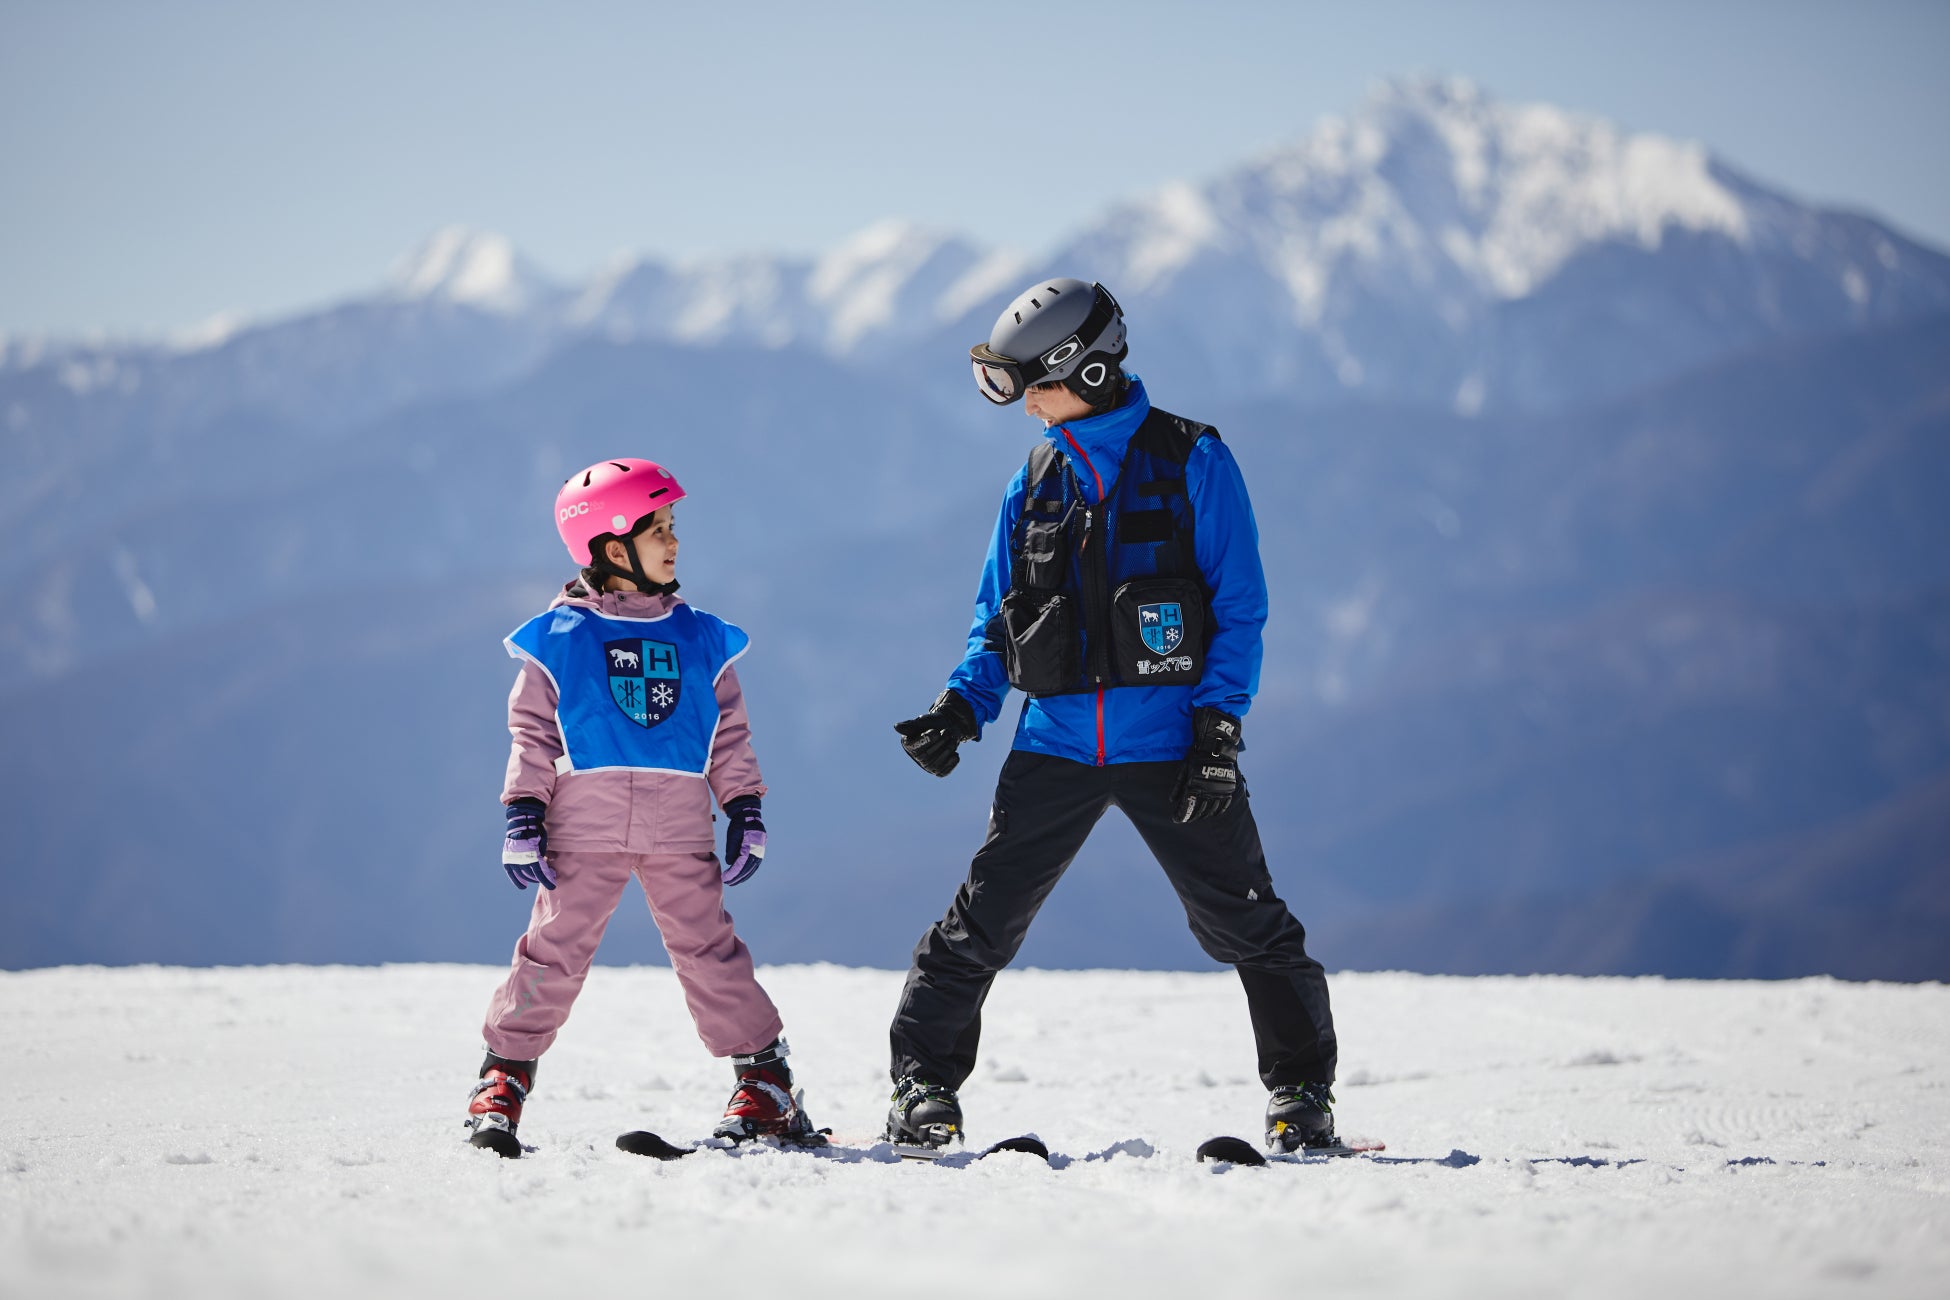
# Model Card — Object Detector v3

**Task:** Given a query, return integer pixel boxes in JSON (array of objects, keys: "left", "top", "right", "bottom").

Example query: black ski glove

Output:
[
  {"left": 1171, "top": 707, "right": 1242, "bottom": 823},
  {"left": 893, "top": 689, "right": 980, "bottom": 778}
]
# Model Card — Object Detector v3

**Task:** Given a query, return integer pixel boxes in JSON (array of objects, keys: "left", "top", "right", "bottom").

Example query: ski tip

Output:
[
  {"left": 979, "top": 1134, "right": 1051, "bottom": 1161},
  {"left": 1196, "top": 1135, "right": 1268, "bottom": 1167},
  {"left": 1342, "top": 1137, "right": 1387, "bottom": 1153},
  {"left": 467, "top": 1127, "right": 523, "bottom": 1160},
  {"left": 616, "top": 1130, "right": 693, "bottom": 1160}
]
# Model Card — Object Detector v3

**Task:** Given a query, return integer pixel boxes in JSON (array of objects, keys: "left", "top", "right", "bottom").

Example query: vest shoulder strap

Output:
[
  {"left": 1131, "top": 406, "right": 1220, "bottom": 462},
  {"left": 1017, "top": 439, "right": 1071, "bottom": 528},
  {"left": 1024, "top": 438, "right": 1063, "bottom": 495},
  {"left": 1020, "top": 407, "right": 1217, "bottom": 496}
]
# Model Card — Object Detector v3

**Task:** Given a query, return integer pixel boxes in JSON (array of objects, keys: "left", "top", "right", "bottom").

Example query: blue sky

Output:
[{"left": 3, "top": 0, "right": 1947, "bottom": 335}]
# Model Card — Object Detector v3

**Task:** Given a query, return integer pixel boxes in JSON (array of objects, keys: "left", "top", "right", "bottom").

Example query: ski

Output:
[
  {"left": 981, "top": 1134, "right": 1051, "bottom": 1161},
  {"left": 1195, "top": 1134, "right": 1386, "bottom": 1166},
  {"left": 615, "top": 1127, "right": 834, "bottom": 1160},
  {"left": 615, "top": 1116, "right": 1051, "bottom": 1165},
  {"left": 466, "top": 1124, "right": 523, "bottom": 1159},
  {"left": 892, "top": 1133, "right": 1050, "bottom": 1163}
]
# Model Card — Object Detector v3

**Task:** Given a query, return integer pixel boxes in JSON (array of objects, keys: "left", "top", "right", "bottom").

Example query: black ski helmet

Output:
[{"left": 970, "top": 278, "right": 1128, "bottom": 410}]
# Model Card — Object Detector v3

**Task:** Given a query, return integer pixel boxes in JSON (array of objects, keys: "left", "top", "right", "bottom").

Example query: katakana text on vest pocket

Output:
[
  {"left": 1000, "top": 590, "right": 1079, "bottom": 695},
  {"left": 1111, "top": 577, "right": 1205, "bottom": 686}
]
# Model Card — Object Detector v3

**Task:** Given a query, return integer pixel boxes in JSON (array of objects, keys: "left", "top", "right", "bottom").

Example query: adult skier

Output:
[{"left": 886, "top": 279, "right": 1341, "bottom": 1154}]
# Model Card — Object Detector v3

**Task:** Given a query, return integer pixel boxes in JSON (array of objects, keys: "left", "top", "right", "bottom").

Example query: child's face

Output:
[
  {"left": 604, "top": 506, "right": 678, "bottom": 589},
  {"left": 635, "top": 507, "right": 678, "bottom": 585}
]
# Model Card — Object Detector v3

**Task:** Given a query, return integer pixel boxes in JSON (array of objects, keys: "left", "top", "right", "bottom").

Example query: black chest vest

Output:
[{"left": 991, "top": 406, "right": 1219, "bottom": 697}]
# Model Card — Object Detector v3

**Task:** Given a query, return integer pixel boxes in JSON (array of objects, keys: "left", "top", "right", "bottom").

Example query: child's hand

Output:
[
  {"left": 501, "top": 797, "right": 557, "bottom": 890},
  {"left": 722, "top": 796, "right": 766, "bottom": 886}
]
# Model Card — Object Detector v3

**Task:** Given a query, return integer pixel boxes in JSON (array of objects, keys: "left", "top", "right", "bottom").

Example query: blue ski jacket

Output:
[{"left": 945, "top": 375, "right": 1267, "bottom": 766}]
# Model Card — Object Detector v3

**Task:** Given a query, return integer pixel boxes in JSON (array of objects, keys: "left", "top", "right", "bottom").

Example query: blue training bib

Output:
[{"left": 505, "top": 602, "right": 749, "bottom": 777}]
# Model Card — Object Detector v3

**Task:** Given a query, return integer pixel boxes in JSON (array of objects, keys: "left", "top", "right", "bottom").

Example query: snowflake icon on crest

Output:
[{"left": 650, "top": 682, "right": 676, "bottom": 709}]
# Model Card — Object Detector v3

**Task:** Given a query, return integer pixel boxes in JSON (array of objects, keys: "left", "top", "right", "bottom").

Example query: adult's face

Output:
[{"left": 1023, "top": 381, "right": 1095, "bottom": 426}]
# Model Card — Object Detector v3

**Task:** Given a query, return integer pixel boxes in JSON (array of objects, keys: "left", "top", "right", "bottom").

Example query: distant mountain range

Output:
[
  {"left": 3, "top": 78, "right": 1946, "bottom": 979},
  {"left": 11, "top": 78, "right": 1948, "bottom": 440}
]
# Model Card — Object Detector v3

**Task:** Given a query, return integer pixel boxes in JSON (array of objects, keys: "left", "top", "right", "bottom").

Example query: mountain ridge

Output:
[{"left": 7, "top": 77, "right": 1947, "bottom": 418}]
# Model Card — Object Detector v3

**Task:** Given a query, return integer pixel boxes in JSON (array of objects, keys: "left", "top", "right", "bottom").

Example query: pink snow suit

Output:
[{"left": 481, "top": 580, "right": 783, "bottom": 1062}]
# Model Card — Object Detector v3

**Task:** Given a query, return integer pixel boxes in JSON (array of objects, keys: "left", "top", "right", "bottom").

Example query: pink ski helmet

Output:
[{"left": 554, "top": 459, "right": 687, "bottom": 564}]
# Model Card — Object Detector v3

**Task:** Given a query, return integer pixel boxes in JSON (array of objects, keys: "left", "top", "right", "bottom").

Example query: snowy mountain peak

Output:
[
  {"left": 1102, "top": 76, "right": 1752, "bottom": 308},
  {"left": 166, "top": 309, "right": 251, "bottom": 354},
  {"left": 561, "top": 218, "right": 1025, "bottom": 356},
  {"left": 387, "top": 226, "right": 550, "bottom": 313},
  {"left": 1352, "top": 75, "right": 1750, "bottom": 294},
  {"left": 1044, "top": 75, "right": 1950, "bottom": 410},
  {"left": 808, "top": 219, "right": 1018, "bottom": 351},
  {"left": 811, "top": 218, "right": 949, "bottom": 286}
]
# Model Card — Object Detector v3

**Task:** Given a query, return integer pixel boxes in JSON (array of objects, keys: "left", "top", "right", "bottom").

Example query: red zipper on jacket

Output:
[
  {"left": 1058, "top": 426, "right": 1105, "bottom": 500},
  {"left": 1059, "top": 425, "right": 1110, "bottom": 766},
  {"left": 1094, "top": 686, "right": 1106, "bottom": 766}
]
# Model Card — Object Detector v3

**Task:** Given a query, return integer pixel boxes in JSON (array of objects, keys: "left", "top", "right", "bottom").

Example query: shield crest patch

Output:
[
  {"left": 1139, "top": 602, "right": 1184, "bottom": 656},
  {"left": 605, "top": 638, "right": 681, "bottom": 728}
]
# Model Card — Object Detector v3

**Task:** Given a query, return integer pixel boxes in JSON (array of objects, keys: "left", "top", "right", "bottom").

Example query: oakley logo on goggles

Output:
[{"left": 968, "top": 283, "right": 1121, "bottom": 406}]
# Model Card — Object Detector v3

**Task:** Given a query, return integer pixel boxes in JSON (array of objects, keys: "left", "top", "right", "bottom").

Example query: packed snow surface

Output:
[{"left": 8, "top": 965, "right": 1947, "bottom": 1298}]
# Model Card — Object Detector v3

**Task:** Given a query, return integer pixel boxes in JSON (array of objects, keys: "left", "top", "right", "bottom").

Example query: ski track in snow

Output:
[{"left": 6, "top": 965, "right": 1947, "bottom": 1299}]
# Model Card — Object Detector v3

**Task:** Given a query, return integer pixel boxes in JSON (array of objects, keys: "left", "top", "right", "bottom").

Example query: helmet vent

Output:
[
  {"left": 610, "top": 462, "right": 631, "bottom": 472},
  {"left": 646, "top": 487, "right": 668, "bottom": 501},
  {"left": 582, "top": 471, "right": 593, "bottom": 487},
  {"left": 1013, "top": 311, "right": 1022, "bottom": 324},
  {"left": 1047, "top": 284, "right": 1062, "bottom": 294},
  {"left": 1030, "top": 298, "right": 1041, "bottom": 308}
]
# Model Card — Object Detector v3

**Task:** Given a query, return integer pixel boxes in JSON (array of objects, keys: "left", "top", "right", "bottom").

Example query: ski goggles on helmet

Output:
[{"left": 969, "top": 283, "right": 1122, "bottom": 406}]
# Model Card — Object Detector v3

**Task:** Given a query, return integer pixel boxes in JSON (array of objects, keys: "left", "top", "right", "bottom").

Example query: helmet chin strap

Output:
[{"left": 598, "top": 533, "right": 679, "bottom": 596}]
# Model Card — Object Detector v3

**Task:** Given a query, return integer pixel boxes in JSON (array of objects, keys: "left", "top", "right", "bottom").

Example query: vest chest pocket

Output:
[
  {"left": 999, "top": 590, "right": 1079, "bottom": 695},
  {"left": 1111, "top": 576, "right": 1205, "bottom": 686},
  {"left": 1001, "top": 498, "right": 1081, "bottom": 695},
  {"left": 1014, "top": 506, "right": 1070, "bottom": 591}
]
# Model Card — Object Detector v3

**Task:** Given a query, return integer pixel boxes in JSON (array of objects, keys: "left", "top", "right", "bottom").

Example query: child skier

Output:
[{"left": 464, "top": 457, "right": 818, "bottom": 1158}]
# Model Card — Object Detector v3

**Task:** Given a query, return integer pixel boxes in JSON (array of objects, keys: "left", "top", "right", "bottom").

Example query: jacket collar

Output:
[
  {"left": 552, "top": 579, "right": 682, "bottom": 619},
  {"left": 1041, "top": 374, "right": 1151, "bottom": 501}
]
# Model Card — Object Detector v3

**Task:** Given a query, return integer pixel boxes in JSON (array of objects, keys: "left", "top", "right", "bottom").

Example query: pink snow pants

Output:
[{"left": 481, "top": 849, "right": 784, "bottom": 1061}]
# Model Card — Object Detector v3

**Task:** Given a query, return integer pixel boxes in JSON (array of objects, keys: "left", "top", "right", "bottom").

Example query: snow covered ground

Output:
[{"left": 7, "top": 964, "right": 1947, "bottom": 1299}]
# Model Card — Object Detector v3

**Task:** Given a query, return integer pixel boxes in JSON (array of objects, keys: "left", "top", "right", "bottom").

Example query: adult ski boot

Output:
[
  {"left": 1265, "top": 1081, "right": 1337, "bottom": 1153},
  {"left": 465, "top": 1052, "right": 536, "bottom": 1158},
  {"left": 885, "top": 1076, "right": 964, "bottom": 1152},
  {"left": 713, "top": 1038, "right": 826, "bottom": 1146}
]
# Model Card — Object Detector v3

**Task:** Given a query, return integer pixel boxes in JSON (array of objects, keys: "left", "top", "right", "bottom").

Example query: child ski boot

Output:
[
  {"left": 713, "top": 1038, "right": 826, "bottom": 1147},
  {"left": 1265, "top": 1081, "right": 1337, "bottom": 1153},
  {"left": 465, "top": 1052, "right": 536, "bottom": 1158},
  {"left": 885, "top": 1076, "right": 964, "bottom": 1153}
]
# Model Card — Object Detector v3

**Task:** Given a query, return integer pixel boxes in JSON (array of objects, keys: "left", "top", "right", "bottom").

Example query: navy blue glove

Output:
[
  {"left": 501, "top": 797, "right": 557, "bottom": 890},
  {"left": 721, "top": 795, "right": 766, "bottom": 886}
]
